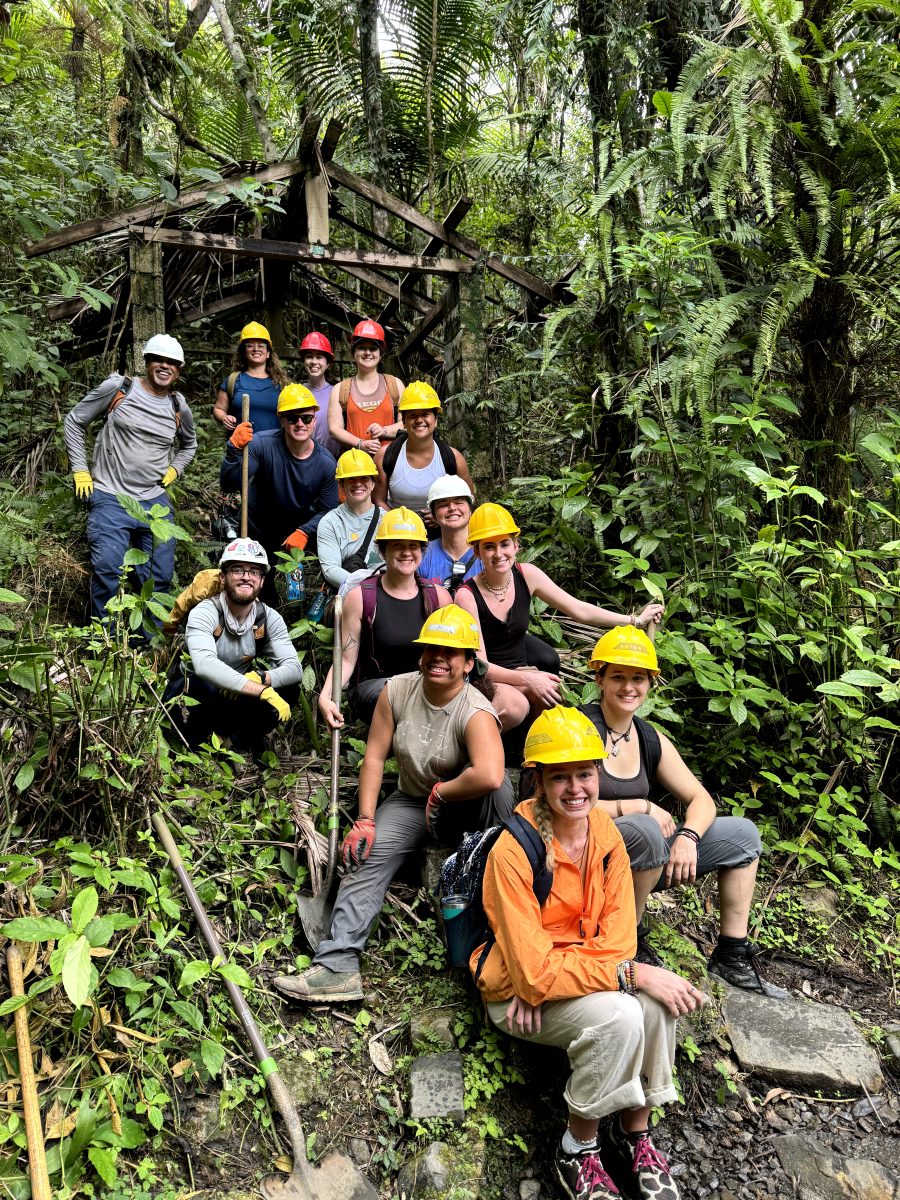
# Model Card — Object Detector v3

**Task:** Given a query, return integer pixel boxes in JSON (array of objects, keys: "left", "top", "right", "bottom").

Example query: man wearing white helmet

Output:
[
  {"left": 64, "top": 334, "right": 197, "bottom": 617},
  {"left": 418, "top": 475, "right": 482, "bottom": 596},
  {"left": 169, "top": 537, "right": 303, "bottom": 753}
]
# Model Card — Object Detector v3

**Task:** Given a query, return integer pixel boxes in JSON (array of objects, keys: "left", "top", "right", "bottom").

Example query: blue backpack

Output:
[{"left": 437, "top": 814, "right": 553, "bottom": 983}]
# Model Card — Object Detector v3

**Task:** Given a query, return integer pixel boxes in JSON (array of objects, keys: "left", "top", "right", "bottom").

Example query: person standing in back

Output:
[
  {"left": 327, "top": 319, "right": 404, "bottom": 455},
  {"left": 298, "top": 330, "right": 341, "bottom": 458},
  {"left": 212, "top": 322, "right": 290, "bottom": 434}
]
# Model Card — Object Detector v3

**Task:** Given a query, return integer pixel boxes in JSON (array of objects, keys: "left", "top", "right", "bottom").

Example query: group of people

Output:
[{"left": 67, "top": 319, "right": 788, "bottom": 1200}]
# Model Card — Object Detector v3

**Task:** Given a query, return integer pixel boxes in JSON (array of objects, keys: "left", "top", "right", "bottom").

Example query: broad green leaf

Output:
[
  {"left": 652, "top": 90, "right": 673, "bottom": 117},
  {"left": 729, "top": 696, "right": 747, "bottom": 725},
  {"left": 815, "top": 681, "right": 863, "bottom": 699},
  {"left": 13, "top": 764, "right": 34, "bottom": 793},
  {"left": 0, "top": 995, "right": 29, "bottom": 1017},
  {"left": 62, "top": 936, "right": 93, "bottom": 1008},
  {"left": 71, "top": 887, "right": 98, "bottom": 934},
  {"left": 216, "top": 961, "right": 253, "bottom": 989},
  {"left": 200, "top": 1039, "right": 226, "bottom": 1077},
  {"left": 840, "top": 669, "right": 889, "bottom": 687},
  {"left": 860, "top": 432, "right": 896, "bottom": 464},
  {"left": 2, "top": 915, "right": 70, "bottom": 941},
  {"left": 88, "top": 1146, "right": 118, "bottom": 1187},
  {"left": 0, "top": 588, "right": 25, "bottom": 604},
  {"left": 179, "top": 960, "right": 210, "bottom": 990}
]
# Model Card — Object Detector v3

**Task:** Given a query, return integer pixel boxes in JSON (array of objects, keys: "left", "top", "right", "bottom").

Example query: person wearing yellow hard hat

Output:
[
  {"left": 316, "top": 448, "right": 386, "bottom": 592},
  {"left": 220, "top": 383, "right": 338, "bottom": 603},
  {"left": 327, "top": 319, "right": 405, "bottom": 456},
  {"left": 275, "top": 604, "right": 513, "bottom": 1006},
  {"left": 372, "top": 382, "right": 474, "bottom": 536},
  {"left": 213, "top": 321, "right": 290, "bottom": 435},
  {"left": 581, "top": 627, "right": 789, "bottom": 1000},
  {"left": 457, "top": 503, "right": 664, "bottom": 725},
  {"left": 317, "top": 507, "right": 452, "bottom": 727},
  {"left": 473, "top": 705, "right": 698, "bottom": 1199}
]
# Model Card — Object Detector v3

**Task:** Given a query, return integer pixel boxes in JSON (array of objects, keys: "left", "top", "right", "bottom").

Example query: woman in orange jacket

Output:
[{"left": 473, "top": 707, "right": 705, "bottom": 1200}]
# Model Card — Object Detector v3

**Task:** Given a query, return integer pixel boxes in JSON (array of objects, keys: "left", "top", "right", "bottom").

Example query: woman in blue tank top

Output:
[{"left": 213, "top": 321, "right": 290, "bottom": 434}]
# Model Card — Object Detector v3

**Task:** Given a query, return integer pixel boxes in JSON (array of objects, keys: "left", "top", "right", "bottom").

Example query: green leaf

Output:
[
  {"left": 840, "top": 669, "right": 889, "bottom": 687},
  {"left": 117, "top": 1118, "right": 147, "bottom": 1149},
  {"left": 2, "top": 915, "right": 70, "bottom": 941},
  {"left": 729, "top": 696, "right": 747, "bottom": 725},
  {"left": 0, "top": 588, "right": 25, "bottom": 604},
  {"left": 178, "top": 960, "right": 210, "bottom": 990},
  {"left": 13, "top": 764, "right": 34, "bottom": 793},
  {"left": 815, "top": 680, "right": 864, "bottom": 699},
  {"left": 200, "top": 1038, "right": 226, "bottom": 1077},
  {"left": 88, "top": 1146, "right": 118, "bottom": 1187},
  {"left": 0, "top": 995, "right": 29, "bottom": 1017},
  {"left": 652, "top": 90, "right": 673, "bottom": 117},
  {"left": 71, "top": 887, "right": 98, "bottom": 934},
  {"left": 216, "top": 961, "right": 253, "bottom": 989},
  {"left": 62, "top": 936, "right": 93, "bottom": 1008},
  {"left": 860, "top": 432, "right": 896, "bottom": 464}
]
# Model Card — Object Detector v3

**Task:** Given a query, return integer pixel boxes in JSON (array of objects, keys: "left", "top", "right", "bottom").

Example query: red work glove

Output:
[
  {"left": 229, "top": 421, "right": 253, "bottom": 449},
  {"left": 425, "top": 784, "right": 444, "bottom": 837},
  {"left": 284, "top": 528, "right": 308, "bottom": 551},
  {"left": 342, "top": 817, "right": 375, "bottom": 872}
]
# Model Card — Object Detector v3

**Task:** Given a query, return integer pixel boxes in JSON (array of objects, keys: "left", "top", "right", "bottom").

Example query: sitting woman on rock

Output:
[
  {"left": 582, "top": 625, "right": 788, "bottom": 999},
  {"left": 474, "top": 706, "right": 702, "bottom": 1200}
]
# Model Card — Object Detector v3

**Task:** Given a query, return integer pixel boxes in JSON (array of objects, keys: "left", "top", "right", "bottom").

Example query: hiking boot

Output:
[
  {"left": 635, "top": 922, "right": 664, "bottom": 967},
  {"left": 707, "top": 940, "right": 789, "bottom": 1000},
  {"left": 273, "top": 965, "right": 364, "bottom": 1004},
  {"left": 606, "top": 1119, "right": 679, "bottom": 1200},
  {"left": 556, "top": 1143, "right": 620, "bottom": 1200}
]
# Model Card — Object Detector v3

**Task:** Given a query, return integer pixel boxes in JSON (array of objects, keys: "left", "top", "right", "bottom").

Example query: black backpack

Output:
[
  {"left": 382, "top": 431, "right": 457, "bottom": 482},
  {"left": 437, "top": 814, "right": 552, "bottom": 983}
]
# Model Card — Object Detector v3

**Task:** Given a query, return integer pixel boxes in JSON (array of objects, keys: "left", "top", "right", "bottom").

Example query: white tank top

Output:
[{"left": 387, "top": 442, "right": 443, "bottom": 510}]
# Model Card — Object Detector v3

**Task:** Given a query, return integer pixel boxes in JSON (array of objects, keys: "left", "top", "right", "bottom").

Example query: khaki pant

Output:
[{"left": 486, "top": 991, "right": 678, "bottom": 1120}]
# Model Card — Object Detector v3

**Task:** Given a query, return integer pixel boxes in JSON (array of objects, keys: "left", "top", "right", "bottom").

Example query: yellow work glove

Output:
[
  {"left": 244, "top": 671, "right": 262, "bottom": 685},
  {"left": 259, "top": 686, "right": 290, "bottom": 722},
  {"left": 161, "top": 466, "right": 178, "bottom": 487},
  {"left": 73, "top": 471, "right": 94, "bottom": 500}
]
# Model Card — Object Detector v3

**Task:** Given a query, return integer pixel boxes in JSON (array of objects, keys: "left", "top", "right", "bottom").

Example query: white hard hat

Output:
[
  {"left": 427, "top": 474, "right": 475, "bottom": 509},
  {"left": 219, "top": 538, "right": 269, "bottom": 570},
  {"left": 143, "top": 333, "right": 185, "bottom": 365}
]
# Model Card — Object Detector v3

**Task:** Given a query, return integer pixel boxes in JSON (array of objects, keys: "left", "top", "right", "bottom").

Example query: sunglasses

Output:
[
  {"left": 282, "top": 411, "right": 317, "bottom": 425},
  {"left": 147, "top": 356, "right": 181, "bottom": 368}
]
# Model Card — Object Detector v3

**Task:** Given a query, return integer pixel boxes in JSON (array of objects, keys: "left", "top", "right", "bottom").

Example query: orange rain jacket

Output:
[{"left": 472, "top": 799, "right": 638, "bottom": 1005}]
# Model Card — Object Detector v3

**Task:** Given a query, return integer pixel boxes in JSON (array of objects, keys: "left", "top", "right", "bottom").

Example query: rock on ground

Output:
[
  {"left": 722, "top": 985, "right": 883, "bottom": 1093},
  {"left": 306, "top": 1152, "right": 380, "bottom": 1199},
  {"left": 773, "top": 1134, "right": 899, "bottom": 1200},
  {"left": 409, "top": 1051, "right": 466, "bottom": 1121}
]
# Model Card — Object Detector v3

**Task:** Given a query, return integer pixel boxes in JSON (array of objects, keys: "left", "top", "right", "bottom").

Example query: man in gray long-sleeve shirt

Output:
[
  {"left": 168, "top": 538, "right": 303, "bottom": 754},
  {"left": 63, "top": 334, "right": 197, "bottom": 617}
]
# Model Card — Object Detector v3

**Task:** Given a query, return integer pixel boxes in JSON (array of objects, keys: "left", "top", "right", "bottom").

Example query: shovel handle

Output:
[
  {"left": 240, "top": 393, "right": 250, "bottom": 538},
  {"left": 7, "top": 947, "right": 51, "bottom": 1200},
  {"left": 322, "top": 596, "right": 343, "bottom": 896}
]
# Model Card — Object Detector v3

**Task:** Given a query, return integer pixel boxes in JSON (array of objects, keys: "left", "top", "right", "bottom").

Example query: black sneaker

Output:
[
  {"left": 556, "top": 1143, "right": 620, "bottom": 1200},
  {"left": 707, "top": 940, "right": 789, "bottom": 1000},
  {"left": 606, "top": 1119, "right": 679, "bottom": 1200},
  {"left": 635, "top": 923, "right": 664, "bottom": 967}
]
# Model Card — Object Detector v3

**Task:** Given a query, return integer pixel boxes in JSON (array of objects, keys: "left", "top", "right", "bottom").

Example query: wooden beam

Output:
[
  {"left": 296, "top": 115, "right": 322, "bottom": 164},
  {"left": 379, "top": 196, "right": 472, "bottom": 324},
  {"left": 326, "top": 162, "right": 554, "bottom": 300},
  {"left": 24, "top": 158, "right": 307, "bottom": 258},
  {"left": 138, "top": 227, "right": 475, "bottom": 273},
  {"left": 396, "top": 295, "right": 449, "bottom": 359},
  {"left": 172, "top": 286, "right": 256, "bottom": 327},
  {"left": 319, "top": 118, "right": 343, "bottom": 164},
  {"left": 332, "top": 263, "right": 431, "bottom": 314}
]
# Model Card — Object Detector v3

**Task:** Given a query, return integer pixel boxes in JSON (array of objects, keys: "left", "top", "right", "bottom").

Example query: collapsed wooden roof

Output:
[{"left": 27, "top": 117, "right": 568, "bottom": 370}]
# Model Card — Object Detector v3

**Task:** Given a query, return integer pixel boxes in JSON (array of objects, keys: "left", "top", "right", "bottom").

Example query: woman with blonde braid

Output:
[{"left": 473, "top": 707, "right": 701, "bottom": 1200}]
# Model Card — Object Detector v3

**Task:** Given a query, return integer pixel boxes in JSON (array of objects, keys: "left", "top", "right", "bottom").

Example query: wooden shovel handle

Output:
[
  {"left": 7, "top": 946, "right": 51, "bottom": 1200},
  {"left": 240, "top": 393, "right": 250, "bottom": 538}
]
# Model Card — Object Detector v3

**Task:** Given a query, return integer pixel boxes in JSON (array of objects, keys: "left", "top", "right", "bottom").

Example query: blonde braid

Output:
[{"left": 530, "top": 778, "right": 557, "bottom": 871}]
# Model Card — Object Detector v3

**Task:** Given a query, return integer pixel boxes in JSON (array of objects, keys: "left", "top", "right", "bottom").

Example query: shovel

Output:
[
  {"left": 296, "top": 594, "right": 342, "bottom": 950},
  {"left": 240, "top": 392, "right": 250, "bottom": 537},
  {"left": 6, "top": 946, "right": 51, "bottom": 1200},
  {"left": 152, "top": 811, "right": 315, "bottom": 1200}
]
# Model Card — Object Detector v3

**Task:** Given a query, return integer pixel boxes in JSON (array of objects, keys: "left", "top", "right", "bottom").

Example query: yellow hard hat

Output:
[
  {"left": 240, "top": 321, "right": 271, "bottom": 344},
  {"left": 523, "top": 706, "right": 607, "bottom": 767},
  {"left": 335, "top": 448, "right": 378, "bottom": 480},
  {"left": 399, "top": 381, "right": 442, "bottom": 412},
  {"left": 375, "top": 506, "right": 428, "bottom": 543},
  {"left": 277, "top": 384, "right": 318, "bottom": 414},
  {"left": 414, "top": 603, "right": 481, "bottom": 651},
  {"left": 467, "top": 502, "right": 520, "bottom": 545},
  {"left": 589, "top": 626, "right": 659, "bottom": 673}
]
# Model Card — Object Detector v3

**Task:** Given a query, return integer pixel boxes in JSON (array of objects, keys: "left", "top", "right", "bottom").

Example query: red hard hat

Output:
[
  {"left": 299, "top": 331, "right": 333, "bottom": 359},
  {"left": 351, "top": 319, "right": 386, "bottom": 347}
]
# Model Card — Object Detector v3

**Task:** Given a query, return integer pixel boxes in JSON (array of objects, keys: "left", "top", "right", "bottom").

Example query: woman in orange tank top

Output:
[{"left": 327, "top": 319, "right": 404, "bottom": 456}]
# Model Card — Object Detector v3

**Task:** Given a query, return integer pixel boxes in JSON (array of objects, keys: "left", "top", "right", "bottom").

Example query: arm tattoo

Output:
[{"left": 342, "top": 634, "right": 357, "bottom": 651}]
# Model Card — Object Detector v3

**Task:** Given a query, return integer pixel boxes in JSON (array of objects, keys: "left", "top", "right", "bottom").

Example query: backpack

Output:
[
  {"left": 437, "top": 813, "right": 553, "bottom": 981},
  {"left": 163, "top": 571, "right": 267, "bottom": 648},
  {"left": 382, "top": 432, "right": 456, "bottom": 483},
  {"left": 580, "top": 703, "right": 662, "bottom": 782},
  {"left": 225, "top": 371, "right": 240, "bottom": 402},
  {"left": 353, "top": 570, "right": 440, "bottom": 682},
  {"left": 338, "top": 375, "right": 402, "bottom": 411},
  {"left": 107, "top": 376, "right": 182, "bottom": 430}
]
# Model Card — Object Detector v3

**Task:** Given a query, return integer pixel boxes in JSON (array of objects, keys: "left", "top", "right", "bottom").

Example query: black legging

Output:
[{"left": 524, "top": 634, "right": 561, "bottom": 674}]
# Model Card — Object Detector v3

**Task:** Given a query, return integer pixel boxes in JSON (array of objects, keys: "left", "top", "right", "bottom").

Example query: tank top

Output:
[
  {"left": 462, "top": 566, "right": 531, "bottom": 669},
  {"left": 345, "top": 377, "right": 395, "bottom": 442},
  {"left": 361, "top": 580, "right": 428, "bottom": 680},
  {"left": 387, "top": 442, "right": 445, "bottom": 511},
  {"left": 598, "top": 757, "right": 651, "bottom": 801}
]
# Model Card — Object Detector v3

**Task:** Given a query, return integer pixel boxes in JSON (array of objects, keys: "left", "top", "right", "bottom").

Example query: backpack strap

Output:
[
  {"left": 434, "top": 434, "right": 457, "bottom": 476},
  {"left": 385, "top": 375, "right": 401, "bottom": 406},
  {"left": 210, "top": 597, "right": 267, "bottom": 659},
  {"left": 226, "top": 371, "right": 240, "bottom": 402},
  {"left": 107, "top": 376, "right": 182, "bottom": 432},
  {"left": 581, "top": 704, "right": 662, "bottom": 787},
  {"left": 382, "top": 434, "right": 405, "bottom": 482},
  {"left": 357, "top": 507, "right": 381, "bottom": 564},
  {"left": 339, "top": 378, "right": 352, "bottom": 409}
]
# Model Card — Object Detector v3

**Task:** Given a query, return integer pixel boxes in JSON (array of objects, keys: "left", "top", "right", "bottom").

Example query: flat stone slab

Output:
[
  {"left": 307, "top": 1152, "right": 379, "bottom": 1199},
  {"left": 409, "top": 1051, "right": 465, "bottom": 1121},
  {"left": 773, "top": 1135, "right": 899, "bottom": 1200},
  {"left": 722, "top": 985, "right": 883, "bottom": 1093}
]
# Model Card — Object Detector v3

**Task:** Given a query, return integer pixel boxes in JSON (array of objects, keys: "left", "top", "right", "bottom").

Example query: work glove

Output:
[
  {"left": 73, "top": 471, "right": 94, "bottom": 500},
  {"left": 425, "top": 784, "right": 444, "bottom": 837},
  {"left": 229, "top": 421, "right": 253, "bottom": 450},
  {"left": 259, "top": 686, "right": 290, "bottom": 722},
  {"left": 244, "top": 671, "right": 261, "bottom": 684},
  {"left": 161, "top": 466, "right": 178, "bottom": 487},
  {"left": 342, "top": 817, "right": 376, "bottom": 872},
  {"left": 283, "top": 528, "right": 308, "bottom": 551}
]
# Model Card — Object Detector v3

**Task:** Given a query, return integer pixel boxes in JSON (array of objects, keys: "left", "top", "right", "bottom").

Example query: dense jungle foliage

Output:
[{"left": 1, "top": 0, "right": 899, "bottom": 1196}]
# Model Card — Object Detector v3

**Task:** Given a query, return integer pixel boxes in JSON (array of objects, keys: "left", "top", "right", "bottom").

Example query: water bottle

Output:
[
  {"left": 306, "top": 587, "right": 327, "bottom": 623},
  {"left": 287, "top": 563, "right": 305, "bottom": 605}
]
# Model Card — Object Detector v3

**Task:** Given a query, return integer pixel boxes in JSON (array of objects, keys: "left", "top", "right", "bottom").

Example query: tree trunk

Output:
[
  {"left": 209, "top": 0, "right": 278, "bottom": 162},
  {"left": 358, "top": 0, "right": 390, "bottom": 237}
]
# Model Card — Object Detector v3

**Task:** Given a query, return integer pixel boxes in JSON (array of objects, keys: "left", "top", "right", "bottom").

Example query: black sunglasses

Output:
[{"left": 282, "top": 410, "right": 317, "bottom": 425}]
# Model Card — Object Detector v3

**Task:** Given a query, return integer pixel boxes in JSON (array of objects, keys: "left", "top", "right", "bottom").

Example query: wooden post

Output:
[
  {"left": 129, "top": 238, "right": 165, "bottom": 372},
  {"left": 443, "top": 272, "right": 485, "bottom": 429}
]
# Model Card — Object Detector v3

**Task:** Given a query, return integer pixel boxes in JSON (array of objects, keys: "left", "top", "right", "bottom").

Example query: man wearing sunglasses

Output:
[
  {"left": 170, "top": 537, "right": 302, "bottom": 754},
  {"left": 63, "top": 333, "right": 197, "bottom": 618},
  {"left": 220, "top": 384, "right": 339, "bottom": 602}
]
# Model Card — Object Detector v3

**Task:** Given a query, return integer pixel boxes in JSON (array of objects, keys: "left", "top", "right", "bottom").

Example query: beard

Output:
[{"left": 222, "top": 577, "right": 262, "bottom": 607}]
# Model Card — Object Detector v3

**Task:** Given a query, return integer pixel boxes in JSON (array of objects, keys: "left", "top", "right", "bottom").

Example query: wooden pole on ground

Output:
[
  {"left": 240, "top": 393, "right": 250, "bottom": 537},
  {"left": 6, "top": 946, "right": 51, "bottom": 1200}
]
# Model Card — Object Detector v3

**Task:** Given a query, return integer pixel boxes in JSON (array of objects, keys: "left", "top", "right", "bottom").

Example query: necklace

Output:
[
  {"left": 606, "top": 720, "right": 634, "bottom": 758},
  {"left": 481, "top": 575, "right": 511, "bottom": 600}
]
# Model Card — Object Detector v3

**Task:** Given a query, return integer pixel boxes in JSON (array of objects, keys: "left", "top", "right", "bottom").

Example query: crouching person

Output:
[
  {"left": 168, "top": 538, "right": 301, "bottom": 755},
  {"left": 475, "top": 706, "right": 704, "bottom": 1200},
  {"left": 274, "top": 604, "right": 514, "bottom": 1004}
]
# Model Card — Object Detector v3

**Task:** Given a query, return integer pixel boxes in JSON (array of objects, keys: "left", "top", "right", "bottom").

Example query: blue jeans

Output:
[{"left": 86, "top": 489, "right": 175, "bottom": 617}]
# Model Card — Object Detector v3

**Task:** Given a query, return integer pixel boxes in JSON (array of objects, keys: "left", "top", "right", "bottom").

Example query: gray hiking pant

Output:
[
  {"left": 313, "top": 778, "right": 515, "bottom": 973},
  {"left": 615, "top": 815, "right": 762, "bottom": 887}
]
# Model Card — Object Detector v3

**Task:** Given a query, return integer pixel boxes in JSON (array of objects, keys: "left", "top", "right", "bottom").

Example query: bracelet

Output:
[
  {"left": 677, "top": 827, "right": 701, "bottom": 845},
  {"left": 629, "top": 612, "right": 636, "bottom": 626},
  {"left": 357, "top": 438, "right": 363, "bottom": 449},
  {"left": 616, "top": 960, "right": 637, "bottom": 994}
]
